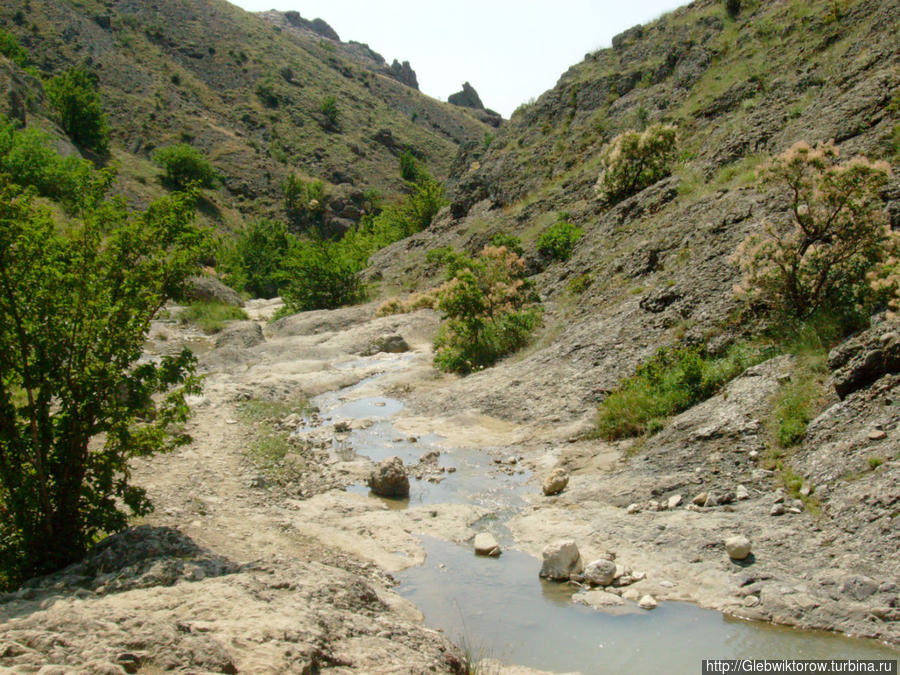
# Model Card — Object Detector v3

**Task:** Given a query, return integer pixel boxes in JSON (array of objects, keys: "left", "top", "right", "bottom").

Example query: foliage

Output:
[
  {"left": 399, "top": 150, "right": 421, "bottom": 182},
  {"left": 226, "top": 218, "right": 291, "bottom": 298},
  {"left": 429, "top": 245, "right": 542, "bottom": 374},
  {"left": 537, "top": 220, "right": 584, "bottom": 261},
  {"left": 178, "top": 301, "right": 248, "bottom": 334},
  {"left": 724, "top": 0, "right": 741, "bottom": 19},
  {"left": 280, "top": 235, "right": 365, "bottom": 312},
  {"left": 152, "top": 143, "right": 218, "bottom": 189},
  {"left": 595, "top": 124, "right": 677, "bottom": 204},
  {"left": 0, "top": 29, "right": 28, "bottom": 67},
  {"left": 490, "top": 232, "right": 524, "bottom": 256},
  {"left": 319, "top": 95, "right": 340, "bottom": 131},
  {"left": 282, "top": 174, "right": 327, "bottom": 228},
  {"left": 732, "top": 141, "right": 893, "bottom": 323},
  {"left": 45, "top": 68, "right": 109, "bottom": 153},
  {"left": 0, "top": 173, "right": 209, "bottom": 589},
  {"left": 0, "top": 117, "right": 95, "bottom": 212},
  {"left": 596, "top": 343, "right": 763, "bottom": 439}
]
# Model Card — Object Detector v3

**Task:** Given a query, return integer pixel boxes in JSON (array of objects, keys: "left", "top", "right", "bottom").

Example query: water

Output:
[{"left": 307, "top": 355, "right": 898, "bottom": 673}]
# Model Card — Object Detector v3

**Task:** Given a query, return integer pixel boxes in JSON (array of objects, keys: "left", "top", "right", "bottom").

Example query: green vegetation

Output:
[
  {"left": 45, "top": 68, "right": 109, "bottom": 153},
  {"left": 0, "top": 116, "right": 95, "bottom": 212},
  {"left": 490, "top": 232, "right": 524, "bottom": 256},
  {"left": 428, "top": 245, "right": 542, "bottom": 374},
  {"left": 236, "top": 396, "right": 309, "bottom": 482},
  {"left": 222, "top": 219, "right": 291, "bottom": 298},
  {"left": 868, "top": 457, "right": 884, "bottom": 470},
  {"left": 596, "top": 344, "right": 764, "bottom": 440},
  {"left": 596, "top": 124, "right": 677, "bottom": 204},
  {"left": 0, "top": 28, "right": 28, "bottom": 67},
  {"left": 724, "top": 0, "right": 741, "bottom": 19},
  {"left": 537, "top": 219, "right": 584, "bottom": 261},
  {"left": 280, "top": 235, "right": 365, "bottom": 311},
  {"left": 399, "top": 150, "right": 422, "bottom": 183},
  {"left": 282, "top": 174, "right": 327, "bottom": 229},
  {"left": 178, "top": 301, "right": 248, "bottom": 333},
  {"left": 319, "top": 95, "right": 340, "bottom": 131},
  {"left": 733, "top": 141, "right": 892, "bottom": 325},
  {"left": 152, "top": 143, "right": 218, "bottom": 189},
  {"left": 0, "top": 159, "right": 209, "bottom": 589}
]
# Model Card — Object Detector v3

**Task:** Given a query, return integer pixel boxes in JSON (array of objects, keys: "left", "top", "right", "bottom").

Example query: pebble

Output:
[
  {"left": 770, "top": 504, "right": 786, "bottom": 516},
  {"left": 868, "top": 429, "right": 887, "bottom": 440},
  {"left": 626, "top": 503, "right": 641, "bottom": 514},
  {"left": 749, "top": 450, "right": 759, "bottom": 460},
  {"left": 692, "top": 492, "right": 708, "bottom": 506},
  {"left": 725, "top": 535, "right": 752, "bottom": 561},
  {"left": 667, "top": 494, "right": 683, "bottom": 509},
  {"left": 638, "top": 594, "right": 658, "bottom": 610},
  {"left": 735, "top": 485, "right": 750, "bottom": 500},
  {"left": 622, "top": 588, "right": 640, "bottom": 601},
  {"left": 473, "top": 533, "right": 501, "bottom": 557}
]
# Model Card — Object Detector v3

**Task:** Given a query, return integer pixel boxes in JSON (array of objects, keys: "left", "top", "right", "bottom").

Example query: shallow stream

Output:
[{"left": 309, "top": 353, "right": 898, "bottom": 674}]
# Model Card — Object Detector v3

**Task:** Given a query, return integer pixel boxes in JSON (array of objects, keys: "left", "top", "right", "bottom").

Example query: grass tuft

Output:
[{"left": 179, "top": 301, "right": 248, "bottom": 334}]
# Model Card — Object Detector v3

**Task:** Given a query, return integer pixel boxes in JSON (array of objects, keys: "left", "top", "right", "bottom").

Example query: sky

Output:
[{"left": 229, "top": 0, "right": 687, "bottom": 118}]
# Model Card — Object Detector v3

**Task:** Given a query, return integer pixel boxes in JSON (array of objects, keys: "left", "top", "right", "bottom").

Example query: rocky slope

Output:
[{"left": 0, "top": 0, "right": 492, "bottom": 230}]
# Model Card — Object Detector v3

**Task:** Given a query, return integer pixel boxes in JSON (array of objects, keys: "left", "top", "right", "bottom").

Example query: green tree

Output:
[
  {"left": 280, "top": 235, "right": 364, "bottom": 311},
  {"left": 399, "top": 150, "right": 421, "bottom": 182},
  {"left": 430, "top": 245, "right": 542, "bottom": 374},
  {"left": 45, "top": 68, "right": 109, "bottom": 153},
  {"left": 319, "top": 95, "right": 340, "bottom": 132},
  {"left": 0, "top": 173, "right": 210, "bottom": 589},
  {"left": 595, "top": 124, "right": 677, "bottom": 204},
  {"left": 234, "top": 218, "right": 292, "bottom": 298},
  {"left": 152, "top": 143, "right": 217, "bottom": 189},
  {"left": 733, "top": 141, "right": 892, "bottom": 322},
  {"left": 0, "top": 29, "right": 29, "bottom": 67}
]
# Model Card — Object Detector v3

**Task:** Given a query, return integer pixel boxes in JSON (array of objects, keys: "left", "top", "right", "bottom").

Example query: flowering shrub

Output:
[
  {"left": 595, "top": 124, "right": 677, "bottom": 204},
  {"left": 732, "top": 141, "right": 893, "bottom": 322},
  {"left": 429, "top": 245, "right": 542, "bottom": 374}
]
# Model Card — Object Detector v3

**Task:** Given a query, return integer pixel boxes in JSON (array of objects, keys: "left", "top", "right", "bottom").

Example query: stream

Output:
[{"left": 304, "top": 352, "right": 898, "bottom": 674}]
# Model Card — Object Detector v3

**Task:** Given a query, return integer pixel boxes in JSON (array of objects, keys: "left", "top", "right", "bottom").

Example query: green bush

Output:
[
  {"left": 596, "top": 344, "right": 763, "bottom": 439},
  {"left": 430, "top": 245, "right": 542, "bottom": 374},
  {"left": 490, "top": 232, "right": 524, "bottom": 256},
  {"left": 0, "top": 172, "right": 209, "bottom": 589},
  {"left": 0, "top": 28, "right": 28, "bottom": 67},
  {"left": 399, "top": 150, "right": 421, "bottom": 182},
  {"left": 319, "top": 95, "right": 340, "bottom": 131},
  {"left": 229, "top": 219, "right": 291, "bottom": 298},
  {"left": 537, "top": 220, "right": 584, "bottom": 261},
  {"left": 732, "top": 141, "right": 891, "bottom": 323},
  {"left": 596, "top": 124, "right": 677, "bottom": 204},
  {"left": 152, "top": 143, "right": 217, "bottom": 189},
  {"left": 282, "top": 174, "right": 327, "bottom": 228},
  {"left": 45, "top": 68, "right": 109, "bottom": 153},
  {"left": 179, "top": 301, "right": 248, "bottom": 333},
  {"left": 0, "top": 116, "right": 95, "bottom": 212},
  {"left": 280, "top": 235, "right": 364, "bottom": 312}
]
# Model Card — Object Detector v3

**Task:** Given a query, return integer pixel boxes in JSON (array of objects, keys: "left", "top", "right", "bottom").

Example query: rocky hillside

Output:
[
  {"left": 368, "top": 0, "right": 900, "bottom": 417},
  {"left": 0, "top": 0, "right": 492, "bottom": 231}
]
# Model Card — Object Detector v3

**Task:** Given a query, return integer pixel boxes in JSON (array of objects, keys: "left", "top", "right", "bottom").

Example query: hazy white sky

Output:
[{"left": 229, "top": 1, "right": 687, "bottom": 117}]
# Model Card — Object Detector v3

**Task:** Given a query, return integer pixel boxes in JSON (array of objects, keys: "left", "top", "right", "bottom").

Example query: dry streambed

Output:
[{"left": 0, "top": 300, "right": 896, "bottom": 674}]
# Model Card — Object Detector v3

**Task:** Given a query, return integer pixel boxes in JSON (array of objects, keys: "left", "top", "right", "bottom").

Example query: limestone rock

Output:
[
  {"left": 735, "top": 485, "right": 750, "bottom": 501},
  {"left": 542, "top": 468, "right": 569, "bottom": 496},
  {"left": 667, "top": 494, "right": 683, "bottom": 509},
  {"left": 638, "top": 594, "right": 658, "bottom": 610},
  {"left": 362, "top": 334, "right": 410, "bottom": 356},
  {"left": 584, "top": 559, "right": 617, "bottom": 587},
  {"left": 725, "top": 535, "right": 752, "bottom": 560},
  {"left": 574, "top": 590, "right": 624, "bottom": 609},
  {"left": 367, "top": 456, "right": 409, "bottom": 498},
  {"left": 184, "top": 276, "right": 244, "bottom": 307},
  {"left": 214, "top": 323, "right": 264, "bottom": 349},
  {"left": 539, "top": 540, "right": 583, "bottom": 580},
  {"left": 388, "top": 59, "right": 419, "bottom": 90},
  {"left": 692, "top": 492, "right": 708, "bottom": 506},
  {"left": 829, "top": 325, "right": 900, "bottom": 399},
  {"left": 448, "top": 81, "right": 485, "bottom": 110},
  {"left": 474, "top": 533, "right": 501, "bottom": 557}
]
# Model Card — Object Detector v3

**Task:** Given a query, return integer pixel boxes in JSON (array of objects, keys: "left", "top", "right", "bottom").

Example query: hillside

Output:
[{"left": 0, "top": 0, "right": 492, "bottom": 232}]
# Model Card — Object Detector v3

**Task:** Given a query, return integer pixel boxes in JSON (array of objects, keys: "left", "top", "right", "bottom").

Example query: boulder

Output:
[
  {"left": 584, "top": 559, "right": 617, "bottom": 587},
  {"left": 214, "top": 323, "right": 264, "bottom": 349},
  {"left": 638, "top": 594, "right": 658, "bottom": 610},
  {"left": 542, "top": 468, "right": 569, "bottom": 496},
  {"left": 725, "top": 535, "right": 752, "bottom": 560},
  {"left": 362, "top": 334, "right": 409, "bottom": 356},
  {"left": 574, "top": 590, "right": 624, "bottom": 609},
  {"left": 473, "top": 533, "right": 501, "bottom": 557},
  {"left": 184, "top": 276, "right": 244, "bottom": 307},
  {"left": 829, "top": 324, "right": 900, "bottom": 399},
  {"left": 539, "top": 540, "right": 583, "bottom": 580},
  {"left": 367, "top": 456, "right": 409, "bottom": 498}
]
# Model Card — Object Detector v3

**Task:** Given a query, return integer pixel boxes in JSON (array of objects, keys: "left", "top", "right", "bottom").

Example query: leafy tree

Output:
[
  {"left": 233, "top": 218, "right": 292, "bottom": 298},
  {"left": 537, "top": 220, "right": 584, "bottom": 261},
  {"left": 732, "top": 141, "right": 892, "bottom": 322},
  {"left": 319, "top": 95, "right": 340, "bottom": 132},
  {"left": 430, "top": 245, "right": 542, "bottom": 374},
  {"left": 280, "top": 235, "right": 363, "bottom": 311},
  {"left": 0, "top": 172, "right": 210, "bottom": 589},
  {"left": 45, "top": 68, "right": 109, "bottom": 153},
  {"left": 0, "top": 29, "right": 28, "bottom": 67},
  {"left": 152, "top": 143, "right": 217, "bottom": 189},
  {"left": 595, "top": 124, "right": 677, "bottom": 204}
]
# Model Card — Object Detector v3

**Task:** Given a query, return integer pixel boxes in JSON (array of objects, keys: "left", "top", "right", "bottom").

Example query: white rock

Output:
[
  {"left": 735, "top": 485, "right": 750, "bottom": 500},
  {"left": 474, "top": 533, "right": 501, "bottom": 557},
  {"left": 622, "top": 588, "right": 640, "bottom": 601},
  {"left": 542, "top": 468, "right": 569, "bottom": 496},
  {"left": 573, "top": 590, "right": 625, "bottom": 609},
  {"left": 626, "top": 503, "right": 641, "bottom": 514},
  {"left": 725, "top": 535, "right": 752, "bottom": 560},
  {"left": 638, "top": 594, "right": 658, "bottom": 610},
  {"left": 667, "top": 494, "right": 683, "bottom": 509},
  {"left": 749, "top": 450, "right": 759, "bottom": 460},
  {"left": 584, "top": 559, "right": 617, "bottom": 586},
  {"left": 539, "top": 539, "right": 583, "bottom": 580}
]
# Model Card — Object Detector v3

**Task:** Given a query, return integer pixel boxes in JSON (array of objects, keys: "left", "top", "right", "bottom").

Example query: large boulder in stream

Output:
[
  {"left": 367, "top": 456, "right": 410, "bottom": 498},
  {"left": 539, "top": 539, "right": 583, "bottom": 580}
]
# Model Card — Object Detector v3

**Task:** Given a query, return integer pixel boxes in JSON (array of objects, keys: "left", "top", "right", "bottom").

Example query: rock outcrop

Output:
[{"left": 389, "top": 59, "right": 419, "bottom": 90}]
